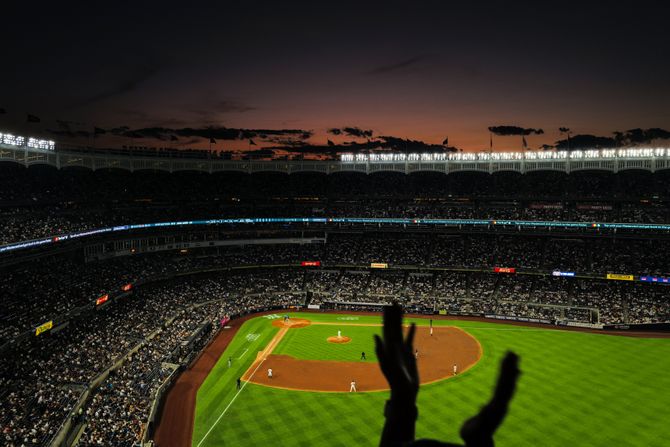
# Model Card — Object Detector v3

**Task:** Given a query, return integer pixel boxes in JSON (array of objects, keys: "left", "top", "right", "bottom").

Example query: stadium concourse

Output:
[{"left": 1, "top": 163, "right": 670, "bottom": 446}]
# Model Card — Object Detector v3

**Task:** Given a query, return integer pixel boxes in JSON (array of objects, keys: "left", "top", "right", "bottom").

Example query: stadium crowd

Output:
[
  {"left": 3, "top": 235, "right": 670, "bottom": 343},
  {"left": 1, "top": 165, "right": 669, "bottom": 446},
  {"left": 2, "top": 163, "right": 670, "bottom": 246}
]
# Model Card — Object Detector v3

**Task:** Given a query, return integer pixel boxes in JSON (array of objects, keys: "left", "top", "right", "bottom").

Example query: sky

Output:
[{"left": 2, "top": 1, "right": 670, "bottom": 155}]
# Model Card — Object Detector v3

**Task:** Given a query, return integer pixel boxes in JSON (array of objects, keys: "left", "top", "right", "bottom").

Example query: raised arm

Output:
[
  {"left": 459, "top": 352, "right": 521, "bottom": 447},
  {"left": 376, "top": 303, "right": 521, "bottom": 447},
  {"left": 375, "top": 303, "right": 420, "bottom": 447}
]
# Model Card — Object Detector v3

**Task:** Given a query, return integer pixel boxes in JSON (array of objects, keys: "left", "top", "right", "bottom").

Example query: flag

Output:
[
  {"left": 442, "top": 137, "right": 449, "bottom": 146},
  {"left": 327, "top": 139, "right": 335, "bottom": 146},
  {"left": 249, "top": 139, "right": 257, "bottom": 146},
  {"left": 522, "top": 136, "right": 528, "bottom": 149},
  {"left": 27, "top": 114, "right": 41, "bottom": 123},
  {"left": 209, "top": 137, "right": 216, "bottom": 144}
]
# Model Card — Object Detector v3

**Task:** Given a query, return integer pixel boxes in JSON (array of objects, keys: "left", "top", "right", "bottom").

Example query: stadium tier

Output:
[{"left": 1, "top": 156, "right": 669, "bottom": 446}]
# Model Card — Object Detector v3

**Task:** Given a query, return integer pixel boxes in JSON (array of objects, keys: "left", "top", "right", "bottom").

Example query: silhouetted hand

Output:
[
  {"left": 376, "top": 303, "right": 419, "bottom": 446},
  {"left": 375, "top": 302, "right": 419, "bottom": 405},
  {"left": 376, "top": 303, "right": 521, "bottom": 447},
  {"left": 459, "top": 352, "right": 521, "bottom": 447}
]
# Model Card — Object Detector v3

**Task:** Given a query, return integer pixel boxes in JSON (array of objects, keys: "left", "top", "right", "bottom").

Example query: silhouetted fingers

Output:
[
  {"left": 383, "top": 303, "right": 404, "bottom": 346},
  {"left": 493, "top": 352, "right": 520, "bottom": 403},
  {"left": 460, "top": 352, "right": 521, "bottom": 447},
  {"left": 405, "top": 322, "right": 416, "bottom": 349},
  {"left": 374, "top": 334, "right": 386, "bottom": 366}
]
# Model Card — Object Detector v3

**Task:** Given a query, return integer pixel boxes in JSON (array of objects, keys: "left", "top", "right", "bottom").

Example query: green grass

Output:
[
  {"left": 274, "top": 324, "right": 381, "bottom": 362},
  {"left": 193, "top": 312, "right": 670, "bottom": 447}
]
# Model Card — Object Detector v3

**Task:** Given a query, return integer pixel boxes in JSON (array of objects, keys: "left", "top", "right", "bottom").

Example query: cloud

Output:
[
  {"left": 328, "top": 127, "right": 373, "bottom": 138},
  {"left": 376, "top": 136, "right": 457, "bottom": 153},
  {"left": 613, "top": 128, "right": 670, "bottom": 145},
  {"left": 97, "top": 125, "right": 314, "bottom": 143},
  {"left": 554, "top": 134, "right": 616, "bottom": 150},
  {"left": 488, "top": 125, "right": 544, "bottom": 136},
  {"left": 68, "top": 63, "right": 161, "bottom": 108},
  {"left": 48, "top": 128, "right": 92, "bottom": 138},
  {"left": 366, "top": 56, "right": 425, "bottom": 75},
  {"left": 187, "top": 99, "right": 257, "bottom": 124}
]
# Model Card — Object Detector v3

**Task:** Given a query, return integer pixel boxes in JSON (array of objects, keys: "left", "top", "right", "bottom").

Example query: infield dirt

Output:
[{"left": 243, "top": 322, "right": 482, "bottom": 392}]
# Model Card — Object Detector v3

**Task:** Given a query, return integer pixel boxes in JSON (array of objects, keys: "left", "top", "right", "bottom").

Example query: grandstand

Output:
[{"left": 1, "top": 135, "right": 669, "bottom": 446}]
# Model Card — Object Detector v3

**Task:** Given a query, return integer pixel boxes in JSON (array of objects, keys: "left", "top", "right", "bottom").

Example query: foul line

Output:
[
  {"left": 237, "top": 348, "right": 249, "bottom": 359},
  {"left": 196, "top": 357, "right": 266, "bottom": 447},
  {"left": 198, "top": 327, "right": 289, "bottom": 447}
]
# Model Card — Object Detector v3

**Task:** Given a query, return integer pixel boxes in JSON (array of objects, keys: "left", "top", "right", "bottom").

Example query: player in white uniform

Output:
[
  {"left": 350, "top": 380, "right": 357, "bottom": 392},
  {"left": 268, "top": 368, "right": 273, "bottom": 379},
  {"left": 453, "top": 364, "right": 458, "bottom": 375}
]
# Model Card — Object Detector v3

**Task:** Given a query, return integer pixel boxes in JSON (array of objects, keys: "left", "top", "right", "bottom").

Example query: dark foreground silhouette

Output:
[{"left": 375, "top": 303, "right": 521, "bottom": 447}]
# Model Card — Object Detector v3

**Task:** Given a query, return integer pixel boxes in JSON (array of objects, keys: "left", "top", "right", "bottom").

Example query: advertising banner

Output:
[
  {"left": 606, "top": 273, "right": 634, "bottom": 281},
  {"left": 35, "top": 321, "right": 53, "bottom": 336},
  {"left": 96, "top": 294, "right": 110, "bottom": 306},
  {"left": 371, "top": 263, "right": 388, "bottom": 269}
]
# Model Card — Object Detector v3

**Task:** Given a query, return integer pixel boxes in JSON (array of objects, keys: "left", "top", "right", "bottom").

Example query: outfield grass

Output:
[{"left": 193, "top": 312, "right": 670, "bottom": 447}]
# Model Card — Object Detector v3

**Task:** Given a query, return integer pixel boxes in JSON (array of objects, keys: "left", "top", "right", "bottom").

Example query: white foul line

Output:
[
  {"left": 237, "top": 348, "right": 249, "bottom": 359},
  {"left": 196, "top": 357, "right": 266, "bottom": 447}
]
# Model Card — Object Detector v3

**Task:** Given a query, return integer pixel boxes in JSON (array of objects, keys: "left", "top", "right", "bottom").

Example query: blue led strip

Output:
[{"left": 2, "top": 217, "right": 670, "bottom": 254}]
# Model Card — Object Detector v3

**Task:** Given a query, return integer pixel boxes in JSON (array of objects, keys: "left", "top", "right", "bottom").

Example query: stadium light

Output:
[
  {"left": 340, "top": 147, "right": 669, "bottom": 162},
  {"left": 0, "top": 131, "right": 55, "bottom": 151}
]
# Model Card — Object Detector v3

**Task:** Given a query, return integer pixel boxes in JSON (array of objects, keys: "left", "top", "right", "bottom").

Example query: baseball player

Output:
[
  {"left": 350, "top": 380, "right": 357, "bottom": 392},
  {"left": 237, "top": 378, "right": 241, "bottom": 390},
  {"left": 268, "top": 368, "right": 273, "bottom": 379},
  {"left": 228, "top": 357, "right": 232, "bottom": 368},
  {"left": 361, "top": 351, "right": 366, "bottom": 360},
  {"left": 415, "top": 349, "right": 419, "bottom": 359},
  {"left": 453, "top": 364, "right": 458, "bottom": 375}
]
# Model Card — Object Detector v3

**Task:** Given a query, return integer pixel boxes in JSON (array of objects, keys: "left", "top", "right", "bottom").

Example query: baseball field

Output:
[{"left": 181, "top": 312, "right": 670, "bottom": 446}]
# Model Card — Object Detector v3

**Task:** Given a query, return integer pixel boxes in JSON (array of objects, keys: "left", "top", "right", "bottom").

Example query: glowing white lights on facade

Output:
[
  {"left": 0, "top": 132, "right": 55, "bottom": 151},
  {"left": 340, "top": 148, "right": 668, "bottom": 162}
]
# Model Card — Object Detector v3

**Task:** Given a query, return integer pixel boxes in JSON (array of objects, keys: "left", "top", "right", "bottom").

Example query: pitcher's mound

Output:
[
  {"left": 272, "top": 318, "right": 311, "bottom": 328},
  {"left": 327, "top": 336, "right": 351, "bottom": 344}
]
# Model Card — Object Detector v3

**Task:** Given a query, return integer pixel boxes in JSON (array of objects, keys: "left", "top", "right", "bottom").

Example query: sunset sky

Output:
[{"left": 2, "top": 2, "right": 670, "bottom": 154}]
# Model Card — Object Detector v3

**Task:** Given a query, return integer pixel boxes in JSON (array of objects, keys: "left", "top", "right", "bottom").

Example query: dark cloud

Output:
[
  {"left": 554, "top": 134, "right": 616, "bottom": 150},
  {"left": 558, "top": 127, "right": 571, "bottom": 133},
  {"left": 613, "top": 128, "right": 670, "bottom": 145},
  {"left": 101, "top": 125, "right": 314, "bottom": 142},
  {"left": 328, "top": 127, "right": 373, "bottom": 138},
  {"left": 377, "top": 136, "right": 457, "bottom": 153},
  {"left": 210, "top": 100, "right": 256, "bottom": 114},
  {"left": 343, "top": 127, "right": 373, "bottom": 138},
  {"left": 68, "top": 63, "right": 162, "bottom": 108},
  {"left": 366, "top": 56, "right": 425, "bottom": 75},
  {"left": 187, "top": 99, "right": 257, "bottom": 125},
  {"left": 265, "top": 136, "right": 308, "bottom": 147},
  {"left": 48, "top": 128, "right": 91, "bottom": 138},
  {"left": 488, "top": 126, "right": 544, "bottom": 136}
]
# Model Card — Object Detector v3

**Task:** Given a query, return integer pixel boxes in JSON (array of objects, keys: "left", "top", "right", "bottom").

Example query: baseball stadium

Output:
[
  {"left": 4, "top": 3, "right": 670, "bottom": 446},
  {"left": 2, "top": 143, "right": 670, "bottom": 446}
]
